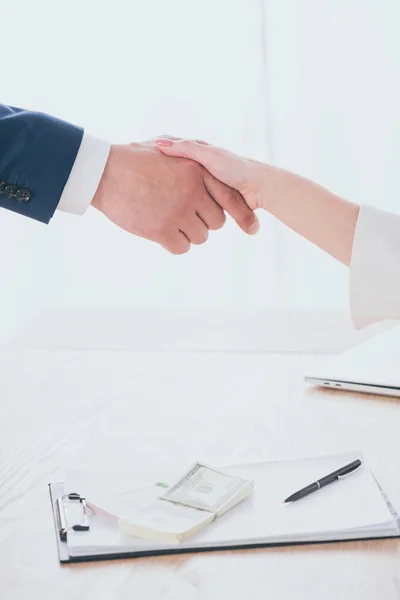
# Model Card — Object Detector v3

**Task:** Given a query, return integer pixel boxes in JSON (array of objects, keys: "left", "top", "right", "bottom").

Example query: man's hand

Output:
[{"left": 91, "top": 142, "right": 259, "bottom": 254}]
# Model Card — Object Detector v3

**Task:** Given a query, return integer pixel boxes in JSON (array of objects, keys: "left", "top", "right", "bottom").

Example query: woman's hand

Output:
[
  {"left": 155, "top": 136, "right": 360, "bottom": 266},
  {"left": 155, "top": 138, "right": 268, "bottom": 211}
]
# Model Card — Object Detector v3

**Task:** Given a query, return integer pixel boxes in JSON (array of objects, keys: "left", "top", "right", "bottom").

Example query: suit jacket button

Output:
[
  {"left": 17, "top": 188, "right": 32, "bottom": 202},
  {"left": 4, "top": 184, "right": 18, "bottom": 199}
]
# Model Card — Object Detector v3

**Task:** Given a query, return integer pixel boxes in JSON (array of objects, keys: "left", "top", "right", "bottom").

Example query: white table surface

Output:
[{"left": 0, "top": 310, "right": 399, "bottom": 600}]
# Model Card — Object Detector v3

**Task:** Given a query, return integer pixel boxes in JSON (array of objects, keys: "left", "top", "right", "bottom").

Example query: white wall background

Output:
[{"left": 1, "top": 0, "right": 400, "bottom": 338}]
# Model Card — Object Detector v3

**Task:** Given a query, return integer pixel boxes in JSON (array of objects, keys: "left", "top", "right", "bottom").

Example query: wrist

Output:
[{"left": 253, "top": 163, "right": 282, "bottom": 212}]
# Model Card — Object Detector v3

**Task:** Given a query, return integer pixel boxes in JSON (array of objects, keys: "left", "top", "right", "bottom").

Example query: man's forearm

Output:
[{"left": 263, "top": 166, "right": 360, "bottom": 266}]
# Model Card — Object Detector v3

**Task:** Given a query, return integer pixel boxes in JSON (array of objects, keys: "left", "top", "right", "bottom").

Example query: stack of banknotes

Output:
[{"left": 87, "top": 462, "right": 253, "bottom": 543}]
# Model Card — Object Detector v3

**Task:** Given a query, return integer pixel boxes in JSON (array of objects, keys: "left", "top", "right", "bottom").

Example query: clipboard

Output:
[
  {"left": 49, "top": 454, "right": 400, "bottom": 564},
  {"left": 50, "top": 481, "right": 274, "bottom": 563}
]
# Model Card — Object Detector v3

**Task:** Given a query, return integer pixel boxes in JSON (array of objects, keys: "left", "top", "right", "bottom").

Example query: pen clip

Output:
[{"left": 337, "top": 464, "right": 362, "bottom": 480}]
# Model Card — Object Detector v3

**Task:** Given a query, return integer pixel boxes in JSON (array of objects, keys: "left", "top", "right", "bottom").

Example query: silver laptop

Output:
[{"left": 305, "top": 324, "right": 400, "bottom": 397}]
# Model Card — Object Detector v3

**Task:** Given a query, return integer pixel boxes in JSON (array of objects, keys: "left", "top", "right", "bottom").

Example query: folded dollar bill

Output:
[
  {"left": 118, "top": 462, "right": 253, "bottom": 543},
  {"left": 161, "top": 462, "right": 253, "bottom": 515}
]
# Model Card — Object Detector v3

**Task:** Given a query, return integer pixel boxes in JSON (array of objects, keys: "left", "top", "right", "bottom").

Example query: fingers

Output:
[
  {"left": 162, "top": 231, "right": 191, "bottom": 255},
  {"left": 161, "top": 213, "right": 210, "bottom": 254},
  {"left": 183, "top": 214, "right": 209, "bottom": 245},
  {"left": 203, "top": 171, "right": 259, "bottom": 235},
  {"left": 156, "top": 135, "right": 209, "bottom": 145},
  {"left": 197, "top": 196, "right": 226, "bottom": 231},
  {"left": 155, "top": 138, "right": 249, "bottom": 201},
  {"left": 155, "top": 138, "right": 218, "bottom": 174},
  {"left": 153, "top": 136, "right": 259, "bottom": 253}
]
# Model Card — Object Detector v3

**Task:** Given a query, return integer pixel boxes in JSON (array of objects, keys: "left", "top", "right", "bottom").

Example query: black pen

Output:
[{"left": 283, "top": 459, "right": 362, "bottom": 503}]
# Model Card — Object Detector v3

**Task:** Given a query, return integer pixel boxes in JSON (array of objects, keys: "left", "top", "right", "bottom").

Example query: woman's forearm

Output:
[
  {"left": 262, "top": 166, "right": 360, "bottom": 266},
  {"left": 154, "top": 137, "right": 360, "bottom": 265}
]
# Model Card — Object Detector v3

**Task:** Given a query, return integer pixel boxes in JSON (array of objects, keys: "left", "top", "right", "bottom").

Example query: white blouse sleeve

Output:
[{"left": 350, "top": 204, "right": 400, "bottom": 328}]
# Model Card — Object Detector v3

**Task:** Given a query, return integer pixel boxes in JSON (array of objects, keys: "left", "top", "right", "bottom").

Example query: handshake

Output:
[
  {"left": 91, "top": 136, "right": 265, "bottom": 254},
  {"left": 91, "top": 135, "right": 358, "bottom": 267}
]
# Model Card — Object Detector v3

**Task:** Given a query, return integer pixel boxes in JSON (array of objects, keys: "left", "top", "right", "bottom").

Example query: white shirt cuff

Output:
[
  {"left": 349, "top": 204, "right": 400, "bottom": 328},
  {"left": 57, "top": 133, "right": 111, "bottom": 215}
]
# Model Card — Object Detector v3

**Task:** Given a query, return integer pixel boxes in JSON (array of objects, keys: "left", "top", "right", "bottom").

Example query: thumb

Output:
[{"left": 155, "top": 138, "right": 243, "bottom": 191}]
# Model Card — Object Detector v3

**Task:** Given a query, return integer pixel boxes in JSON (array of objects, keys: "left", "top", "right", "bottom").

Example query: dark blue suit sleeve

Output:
[{"left": 0, "top": 104, "right": 84, "bottom": 224}]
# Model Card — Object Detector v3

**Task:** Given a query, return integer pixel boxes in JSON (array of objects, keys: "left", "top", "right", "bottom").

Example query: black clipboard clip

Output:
[{"left": 55, "top": 492, "right": 90, "bottom": 541}]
